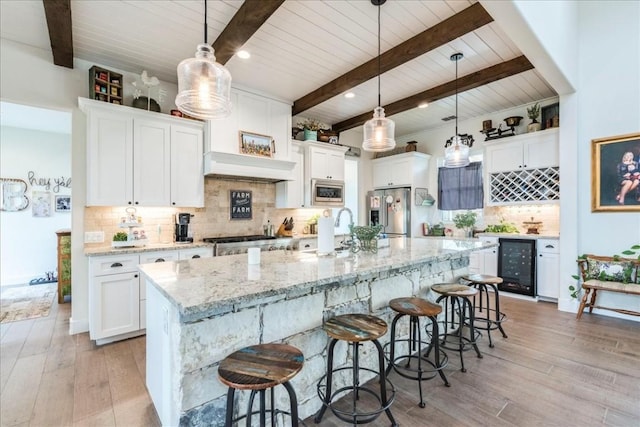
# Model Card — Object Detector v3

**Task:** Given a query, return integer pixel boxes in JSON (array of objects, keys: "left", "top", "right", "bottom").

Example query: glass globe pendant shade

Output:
[
  {"left": 175, "top": 44, "right": 232, "bottom": 120},
  {"left": 362, "top": 106, "right": 396, "bottom": 152},
  {"left": 444, "top": 135, "right": 470, "bottom": 168}
]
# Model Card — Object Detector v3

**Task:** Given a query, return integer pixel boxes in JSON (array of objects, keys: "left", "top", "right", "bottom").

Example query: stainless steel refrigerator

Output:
[{"left": 366, "top": 188, "right": 411, "bottom": 236}]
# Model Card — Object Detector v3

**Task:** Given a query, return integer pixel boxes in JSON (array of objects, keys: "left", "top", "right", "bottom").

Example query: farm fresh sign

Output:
[{"left": 230, "top": 190, "right": 252, "bottom": 220}]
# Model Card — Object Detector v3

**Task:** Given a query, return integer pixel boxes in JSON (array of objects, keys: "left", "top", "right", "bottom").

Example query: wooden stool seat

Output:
[
  {"left": 431, "top": 283, "right": 478, "bottom": 298},
  {"left": 389, "top": 297, "right": 442, "bottom": 317},
  {"left": 323, "top": 313, "right": 388, "bottom": 342},
  {"left": 462, "top": 274, "right": 503, "bottom": 285},
  {"left": 218, "top": 344, "right": 304, "bottom": 391}
]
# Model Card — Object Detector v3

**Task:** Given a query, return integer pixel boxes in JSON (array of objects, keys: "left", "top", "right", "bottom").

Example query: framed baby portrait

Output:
[{"left": 591, "top": 132, "right": 640, "bottom": 212}]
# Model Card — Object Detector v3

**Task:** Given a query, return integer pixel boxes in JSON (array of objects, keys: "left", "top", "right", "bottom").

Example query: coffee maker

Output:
[{"left": 175, "top": 213, "right": 194, "bottom": 243}]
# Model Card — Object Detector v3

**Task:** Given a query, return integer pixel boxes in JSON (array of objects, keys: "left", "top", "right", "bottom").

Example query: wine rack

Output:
[{"left": 489, "top": 167, "right": 560, "bottom": 204}]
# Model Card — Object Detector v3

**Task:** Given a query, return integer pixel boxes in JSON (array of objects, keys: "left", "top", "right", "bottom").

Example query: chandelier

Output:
[
  {"left": 444, "top": 52, "right": 474, "bottom": 168},
  {"left": 175, "top": 0, "right": 232, "bottom": 120},
  {"left": 362, "top": 0, "right": 396, "bottom": 152}
]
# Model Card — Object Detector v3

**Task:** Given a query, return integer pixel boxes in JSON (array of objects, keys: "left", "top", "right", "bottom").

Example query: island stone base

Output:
[{"left": 147, "top": 254, "right": 470, "bottom": 426}]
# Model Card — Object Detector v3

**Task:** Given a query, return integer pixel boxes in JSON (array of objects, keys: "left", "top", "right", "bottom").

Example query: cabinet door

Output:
[
  {"left": 276, "top": 142, "right": 304, "bottom": 208},
  {"left": 372, "top": 157, "right": 411, "bottom": 188},
  {"left": 523, "top": 133, "right": 559, "bottom": 169},
  {"left": 133, "top": 120, "right": 171, "bottom": 206},
  {"left": 269, "top": 99, "right": 291, "bottom": 161},
  {"left": 327, "top": 151, "right": 345, "bottom": 181},
  {"left": 206, "top": 90, "right": 239, "bottom": 153},
  {"left": 87, "top": 110, "right": 133, "bottom": 206},
  {"left": 90, "top": 272, "right": 139, "bottom": 340},
  {"left": 238, "top": 91, "right": 269, "bottom": 135},
  {"left": 482, "top": 246, "right": 499, "bottom": 276},
  {"left": 372, "top": 161, "right": 392, "bottom": 188},
  {"left": 486, "top": 142, "right": 524, "bottom": 173},
  {"left": 170, "top": 124, "right": 204, "bottom": 207},
  {"left": 537, "top": 252, "right": 559, "bottom": 299},
  {"left": 308, "top": 146, "right": 330, "bottom": 179}
]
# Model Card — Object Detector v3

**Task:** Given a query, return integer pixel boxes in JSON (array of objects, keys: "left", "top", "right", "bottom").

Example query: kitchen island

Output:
[{"left": 139, "top": 237, "right": 495, "bottom": 426}]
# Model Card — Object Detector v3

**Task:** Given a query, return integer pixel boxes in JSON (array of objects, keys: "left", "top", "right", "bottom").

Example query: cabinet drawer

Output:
[
  {"left": 91, "top": 254, "right": 140, "bottom": 276},
  {"left": 140, "top": 250, "right": 179, "bottom": 264},
  {"left": 178, "top": 247, "right": 213, "bottom": 260},
  {"left": 537, "top": 239, "right": 559, "bottom": 253}
]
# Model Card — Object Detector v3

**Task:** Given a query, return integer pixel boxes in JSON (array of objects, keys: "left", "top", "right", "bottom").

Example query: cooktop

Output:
[{"left": 202, "top": 235, "right": 276, "bottom": 244}]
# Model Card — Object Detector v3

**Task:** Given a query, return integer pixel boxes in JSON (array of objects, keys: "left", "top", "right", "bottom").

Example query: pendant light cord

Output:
[
  {"left": 455, "top": 54, "right": 458, "bottom": 136},
  {"left": 203, "top": 0, "right": 208, "bottom": 44},
  {"left": 377, "top": 3, "right": 381, "bottom": 107}
]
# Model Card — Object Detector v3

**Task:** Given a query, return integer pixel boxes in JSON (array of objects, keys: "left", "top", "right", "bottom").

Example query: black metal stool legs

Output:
[
  {"left": 314, "top": 339, "right": 337, "bottom": 423},
  {"left": 488, "top": 283, "right": 508, "bottom": 339},
  {"left": 225, "top": 388, "right": 235, "bottom": 427},
  {"left": 373, "top": 339, "right": 398, "bottom": 426},
  {"left": 435, "top": 295, "right": 482, "bottom": 373},
  {"left": 471, "top": 283, "right": 508, "bottom": 348}
]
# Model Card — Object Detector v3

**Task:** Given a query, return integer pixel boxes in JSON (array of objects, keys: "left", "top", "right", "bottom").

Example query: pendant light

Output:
[
  {"left": 362, "top": 0, "right": 396, "bottom": 152},
  {"left": 175, "top": 0, "right": 232, "bottom": 120},
  {"left": 444, "top": 52, "right": 474, "bottom": 168}
]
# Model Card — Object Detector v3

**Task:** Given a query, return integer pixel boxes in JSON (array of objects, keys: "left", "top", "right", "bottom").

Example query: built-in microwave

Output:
[{"left": 311, "top": 179, "right": 345, "bottom": 206}]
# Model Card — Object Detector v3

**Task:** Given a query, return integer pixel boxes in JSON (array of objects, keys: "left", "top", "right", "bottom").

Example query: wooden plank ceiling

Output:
[{"left": 26, "top": 0, "right": 557, "bottom": 137}]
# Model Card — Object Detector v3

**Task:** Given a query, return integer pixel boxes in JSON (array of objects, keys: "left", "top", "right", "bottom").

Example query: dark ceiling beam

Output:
[
  {"left": 292, "top": 2, "right": 493, "bottom": 116},
  {"left": 212, "top": 0, "right": 285, "bottom": 65},
  {"left": 333, "top": 55, "right": 534, "bottom": 133},
  {"left": 42, "top": 0, "right": 74, "bottom": 68}
]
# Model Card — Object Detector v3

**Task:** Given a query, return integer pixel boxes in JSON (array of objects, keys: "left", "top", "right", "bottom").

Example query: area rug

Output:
[{"left": 0, "top": 283, "right": 57, "bottom": 323}]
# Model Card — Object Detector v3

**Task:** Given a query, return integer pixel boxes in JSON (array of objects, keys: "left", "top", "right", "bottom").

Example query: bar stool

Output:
[
  {"left": 218, "top": 343, "right": 304, "bottom": 427},
  {"left": 461, "top": 273, "right": 508, "bottom": 348},
  {"left": 314, "top": 313, "right": 397, "bottom": 426},
  {"left": 385, "top": 297, "right": 450, "bottom": 408},
  {"left": 430, "top": 284, "right": 483, "bottom": 373}
]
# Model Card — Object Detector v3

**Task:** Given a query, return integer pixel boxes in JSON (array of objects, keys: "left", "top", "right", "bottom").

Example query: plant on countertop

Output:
[
  {"left": 453, "top": 211, "right": 477, "bottom": 236},
  {"left": 307, "top": 213, "right": 320, "bottom": 225},
  {"left": 569, "top": 244, "right": 640, "bottom": 299},
  {"left": 113, "top": 231, "right": 128, "bottom": 242},
  {"left": 527, "top": 102, "right": 541, "bottom": 123},
  {"left": 484, "top": 221, "right": 519, "bottom": 234}
]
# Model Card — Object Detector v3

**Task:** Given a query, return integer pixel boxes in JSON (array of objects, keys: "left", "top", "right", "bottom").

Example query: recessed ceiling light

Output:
[
  {"left": 418, "top": 102, "right": 429, "bottom": 109},
  {"left": 237, "top": 50, "right": 251, "bottom": 59},
  {"left": 344, "top": 92, "right": 355, "bottom": 99}
]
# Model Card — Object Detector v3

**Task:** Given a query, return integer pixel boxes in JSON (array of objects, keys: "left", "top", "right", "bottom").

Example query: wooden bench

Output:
[{"left": 576, "top": 255, "right": 640, "bottom": 319}]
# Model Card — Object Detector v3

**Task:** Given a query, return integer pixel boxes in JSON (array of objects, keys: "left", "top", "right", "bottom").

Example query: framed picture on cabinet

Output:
[
  {"left": 591, "top": 132, "right": 640, "bottom": 212},
  {"left": 239, "top": 131, "right": 274, "bottom": 158}
]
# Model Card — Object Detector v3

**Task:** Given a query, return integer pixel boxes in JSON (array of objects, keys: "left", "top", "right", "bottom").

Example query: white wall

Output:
[{"left": 0, "top": 126, "right": 71, "bottom": 286}]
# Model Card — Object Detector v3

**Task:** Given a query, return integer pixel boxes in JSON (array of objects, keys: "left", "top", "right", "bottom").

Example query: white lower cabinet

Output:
[
  {"left": 89, "top": 247, "right": 212, "bottom": 344},
  {"left": 469, "top": 236, "right": 499, "bottom": 276},
  {"left": 537, "top": 239, "right": 560, "bottom": 301}
]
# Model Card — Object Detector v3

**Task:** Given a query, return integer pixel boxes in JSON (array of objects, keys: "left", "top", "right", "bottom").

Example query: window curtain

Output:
[{"left": 438, "top": 162, "right": 483, "bottom": 210}]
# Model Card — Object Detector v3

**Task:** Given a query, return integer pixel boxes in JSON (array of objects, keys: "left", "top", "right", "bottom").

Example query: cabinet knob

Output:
[
  {"left": 539, "top": 254, "right": 543, "bottom": 257},
  {"left": 111, "top": 262, "right": 123, "bottom": 268},
  {"left": 135, "top": 201, "right": 139, "bottom": 205},
  {"left": 128, "top": 201, "right": 132, "bottom": 205},
  {"left": 172, "top": 202, "right": 176, "bottom": 205},
  {"left": 192, "top": 255, "right": 200, "bottom": 259},
  {"left": 134, "top": 274, "right": 138, "bottom": 278},
  {"left": 155, "top": 258, "right": 165, "bottom": 262}
]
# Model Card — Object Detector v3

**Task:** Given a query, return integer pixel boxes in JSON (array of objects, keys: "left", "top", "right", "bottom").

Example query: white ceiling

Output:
[{"left": 0, "top": 0, "right": 556, "bottom": 137}]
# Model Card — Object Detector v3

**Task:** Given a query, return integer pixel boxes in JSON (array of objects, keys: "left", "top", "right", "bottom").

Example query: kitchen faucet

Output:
[{"left": 335, "top": 207, "right": 355, "bottom": 250}]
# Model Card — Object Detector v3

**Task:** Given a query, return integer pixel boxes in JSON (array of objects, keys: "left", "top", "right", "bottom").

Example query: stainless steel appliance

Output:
[
  {"left": 203, "top": 235, "right": 295, "bottom": 256},
  {"left": 366, "top": 188, "right": 411, "bottom": 236},
  {"left": 311, "top": 179, "right": 345, "bottom": 206},
  {"left": 175, "top": 213, "right": 193, "bottom": 243},
  {"left": 498, "top": 238, "right": 536, "bottom": 296}
]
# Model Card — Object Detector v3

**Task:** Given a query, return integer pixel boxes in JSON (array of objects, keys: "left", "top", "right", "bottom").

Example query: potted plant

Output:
[
  {"left": 453, "top": 211, "right": 477, "bottom": 238},
  {"left": 297, "top": 118, "right": 325, "bottom": 141},
  {"left": 527, "top": 102, "right": 541, "bottom": 132}
]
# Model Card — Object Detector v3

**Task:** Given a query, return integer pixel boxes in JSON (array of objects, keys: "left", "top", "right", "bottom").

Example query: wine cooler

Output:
[{"left": 498, "top": 238, "right": 536, "bottom": 296}]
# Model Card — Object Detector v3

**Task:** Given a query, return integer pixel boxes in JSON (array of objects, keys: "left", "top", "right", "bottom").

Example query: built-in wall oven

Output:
[{"left": 498, "top": 238, "right": 536, "bottom": 297}]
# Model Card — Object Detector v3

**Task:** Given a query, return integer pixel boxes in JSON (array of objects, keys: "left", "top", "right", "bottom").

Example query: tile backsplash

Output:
[
  {"left": 84, "top": 178, "right": 324, "bottom": 247},
  {"left": 483, "top": 204, "right": 560, "bottom": 235}
]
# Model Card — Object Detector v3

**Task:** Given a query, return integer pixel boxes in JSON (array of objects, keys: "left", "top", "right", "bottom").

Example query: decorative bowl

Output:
[
  {"left": 504, "top": 116, "right": 523, "bottom": 127},
  {"left": 349, "top": 224, "right": 383, "bottom": 241}
]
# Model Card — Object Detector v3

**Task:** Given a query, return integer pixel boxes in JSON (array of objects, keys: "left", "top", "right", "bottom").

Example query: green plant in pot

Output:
[
  {"left": 453, "top": 211, "right": 477, "bottom": 238},
  {"left": 297, "top": 118, "right": 325, "bottom": 141},
  {"left": 527, "top": 102, "right": 541, "bottom": 132}
]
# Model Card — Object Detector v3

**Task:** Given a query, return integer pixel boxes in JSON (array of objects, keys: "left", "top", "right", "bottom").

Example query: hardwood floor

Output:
[{"left": 1, "top": 295, "right": 639, "bottom": 426}]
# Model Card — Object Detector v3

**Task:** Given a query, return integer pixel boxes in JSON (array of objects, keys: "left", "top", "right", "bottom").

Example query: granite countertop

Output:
[
  {"left": 476, "top": 232, "right": 560, "bottom": 240},
  {"left": 139, "top": 237, "right": 496, "bottom": 323},
  {"left": 84, "top": 241, "right": 214, "bottom": 257}
]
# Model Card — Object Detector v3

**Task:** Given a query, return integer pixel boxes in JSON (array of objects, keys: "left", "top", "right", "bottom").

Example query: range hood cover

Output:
[{"left": 203, "top": 151, "right": 296, "bottom": 182}]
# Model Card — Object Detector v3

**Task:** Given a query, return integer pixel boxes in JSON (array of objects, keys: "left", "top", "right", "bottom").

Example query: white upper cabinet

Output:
[
  {"left": 206, "top": 88, "right": 291, "bottom": 161},
  {"left": 80, "top": 98, "right": 204, "bottom": 207},
  {"left": 170, "top": 125, "right": 204, "bottom": 207},
  {"left": 86, "top": 109, "right": 133, "bottom": 206},
  {"left": 485, "top": 128, "right": 559, "bottom": 173},
  {"left": 371, "top": 151, "right": 431, "bottom": 189},
  {"left": 133, "top": 120, "right": 171, "bottom": 206},
  {"left": 304, "top": 142, "right": 348, "bottom": 182}
]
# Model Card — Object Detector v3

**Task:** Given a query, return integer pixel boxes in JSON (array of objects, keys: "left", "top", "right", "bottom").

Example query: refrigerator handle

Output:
[{"left": 384, "top": 200, "right": 389, "bottom": 227}]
